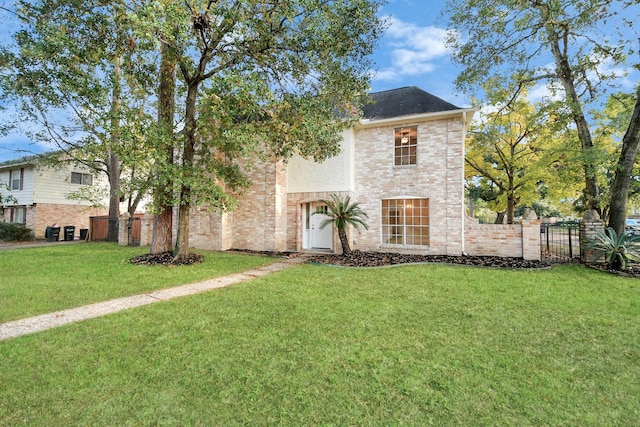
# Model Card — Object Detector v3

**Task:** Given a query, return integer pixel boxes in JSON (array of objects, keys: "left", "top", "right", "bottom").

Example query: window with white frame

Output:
[
  {"left": 9, "top": 168, "right": 23, "bottom": 191},
  {"left": 394, "top": 126, "right": 417, "bottom": 166},
  {"left": 382, "top": 198, "right": 429, "bottom": 246},
  {"left": 71, "top": 172, "right": 93, "bottom": 185}
]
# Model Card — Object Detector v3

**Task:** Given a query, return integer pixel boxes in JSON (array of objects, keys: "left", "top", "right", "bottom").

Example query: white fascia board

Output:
[{"left": 357, "top": 107, "right": 477, "bottom": 129}]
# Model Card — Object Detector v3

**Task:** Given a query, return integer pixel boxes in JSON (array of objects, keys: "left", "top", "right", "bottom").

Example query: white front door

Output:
[{"left": 310, "top": 205, "right": 333, "bottom": 249}]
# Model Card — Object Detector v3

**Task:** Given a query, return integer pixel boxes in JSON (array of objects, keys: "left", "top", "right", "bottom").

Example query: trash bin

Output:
[
  {"left": 79, "top": 229, "right": 89, "bottom": 241},
  {"left": 63, "top": 226, "right": 75, "bottom": 241},
  {"left": 46, "top": 227, "right": 60, "bottom": 242}
]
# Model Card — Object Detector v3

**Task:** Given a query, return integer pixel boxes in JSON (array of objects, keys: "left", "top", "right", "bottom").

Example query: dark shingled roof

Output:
[{"left": 362, "top": 86, "right": 461, "bottom": 120}]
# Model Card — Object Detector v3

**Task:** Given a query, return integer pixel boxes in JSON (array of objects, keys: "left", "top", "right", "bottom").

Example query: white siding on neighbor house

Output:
[
  {"left": 32, "top": 165, "right": 108, "bottom": 205},
  {"left": 0, "top": 166, "right": 35, "bottom": 205},
  {"left": 286, "top": 129, "right": 355, "bottom": 193}
]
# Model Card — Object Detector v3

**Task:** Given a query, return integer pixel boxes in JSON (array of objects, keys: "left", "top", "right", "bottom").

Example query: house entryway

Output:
[{"left": 302, "top": 202, "right": 333, "bottom": 250}]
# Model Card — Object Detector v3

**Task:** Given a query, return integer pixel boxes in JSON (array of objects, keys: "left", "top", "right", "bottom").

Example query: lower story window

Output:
[
  {"left": 382, "top": 198, "right": 429, "bottom": 246},
  {"left": 10, "top": 206, "right": 26, "bottom": 224}
]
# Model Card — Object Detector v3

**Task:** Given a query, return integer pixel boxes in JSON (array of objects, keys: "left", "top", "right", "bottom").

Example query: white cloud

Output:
[{"left": 372, "top": 17, "right": 451, "bottom": 82}]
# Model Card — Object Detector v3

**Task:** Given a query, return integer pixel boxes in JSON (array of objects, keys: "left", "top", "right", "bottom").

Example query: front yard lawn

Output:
[
  {"left": 0, "top": 242, "right": 278, "bottom": 323},
  {"left": 1, "top": 260, "right": 639, "bottom": 425}
]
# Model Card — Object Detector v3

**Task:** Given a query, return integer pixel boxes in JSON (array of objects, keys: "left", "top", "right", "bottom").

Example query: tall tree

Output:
[
  {"left": 1, "top": 0, "right": 156, "bottom": 240},
  {"left": 141, "top": 0, "right": 385, "bottom": 259},
  {"left": 465, "top": 88, "right": 558, "bottom": 223},
  {"left": 445, "top": 0, "right": 640, "bottom": 232}
]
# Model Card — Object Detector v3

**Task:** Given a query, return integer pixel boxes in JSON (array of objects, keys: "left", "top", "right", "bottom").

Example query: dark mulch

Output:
[
  {"left": 129, "top": 251, "right": 204, "bottom": 266},
  {"left": 588, "top": 263, "right": 640, "bottom": 278},
  {"left": 307, "top": 250, "right": 550, "bottom": 269}
]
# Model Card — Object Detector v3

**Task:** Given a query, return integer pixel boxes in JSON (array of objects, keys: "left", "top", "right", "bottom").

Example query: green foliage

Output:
[
  {"left": 465, "top": 87, "right": 566, "bottom": 222},
  {"left": 317, "top": 194, "right": 369, "bottom": 254},
  {"left": 587, "top": 227, "right": 640, "bottom": 270},
  {"left": 445, "top": 0, "right": 640, "bottom": 218},
  {"left": 0, "top": 221, "right": 34, "bottom": 242}
]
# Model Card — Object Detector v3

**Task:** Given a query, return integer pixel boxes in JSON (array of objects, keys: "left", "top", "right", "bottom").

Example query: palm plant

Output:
[
  {"left": 586, "top": 227, "right": 640, "bottom": 270},
  {"left": 316, "top": 194, "right": 369, "bottom": 255}
]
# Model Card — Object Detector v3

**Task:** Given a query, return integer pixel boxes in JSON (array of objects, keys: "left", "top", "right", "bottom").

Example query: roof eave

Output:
[{"left": 358, "top": 107, "right": 477, "bottom": 129}]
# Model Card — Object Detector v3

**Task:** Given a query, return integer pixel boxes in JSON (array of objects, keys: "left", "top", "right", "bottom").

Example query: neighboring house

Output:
[
  {"left": 185, "top": 86, "right": 476, "bottom": 255},
  {"left": 0, "top": 154, "right": 108, "bottom": 238}
]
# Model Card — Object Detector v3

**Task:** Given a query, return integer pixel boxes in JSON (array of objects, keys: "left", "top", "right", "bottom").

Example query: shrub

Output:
[
  {"left": 0, "top": 222, "right": 34, "bottom": 242},
  {"left": 586, "top": 227, "right": 640, "bottom": 270}
]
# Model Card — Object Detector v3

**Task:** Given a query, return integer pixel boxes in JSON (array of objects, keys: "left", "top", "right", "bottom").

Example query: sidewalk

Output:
[{"left": 0, "top": 256, "right": 306, "bottom": 342}]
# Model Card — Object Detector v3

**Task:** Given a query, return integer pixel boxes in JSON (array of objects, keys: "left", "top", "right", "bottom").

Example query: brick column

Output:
[
  {"left": 139, "top": 213, "right": 153, "bottom": 247},
  {"left": 521, "top": 219, "right": 542, "bottom": 261},
  {"left": 118, "top": 213, "right": 130, "bottom": 246},
  {"left": 580, "top": 210, "right": 605, "bottom": 264},
  {"left": 521, "top": 210, "right": 541, "bottom": 261}
]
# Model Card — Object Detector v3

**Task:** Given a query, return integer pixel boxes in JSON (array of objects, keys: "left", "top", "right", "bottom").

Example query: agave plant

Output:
[
  {"left": 315, "top": 194, "right": 369, "bottom": 255},
  {"left": 586, "top": 227, "right": 640, "bottom": 270}
]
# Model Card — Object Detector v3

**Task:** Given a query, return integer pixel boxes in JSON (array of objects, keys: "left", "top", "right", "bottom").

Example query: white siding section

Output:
[
  {"left": 0, "top": 166, "right": 35, "bottom": 205},
  {"left": 286, "top": 129, "right": 355, "bottom": 193},
  {"left": 32, "top": 165, "right": 108, "bottom": 205}
]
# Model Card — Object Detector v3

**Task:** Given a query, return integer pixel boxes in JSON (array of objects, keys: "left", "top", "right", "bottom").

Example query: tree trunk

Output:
[
  {"left": 150, "top": 44, "right": 176, "bottom": 254},
  {"left": 608, "top": 87, "right": 640, "bottom": 235},
  {"left": 338, "top": 227, "right": 351, "bottom": 254},
  {"left": 538, "top": 5, "right": 599, "bottom": 211},
  {"left": 106, "top": 56, "right": 122, "bottom": 242},
  {"left": 106, "top": 150, "right": 121, "bottom": 241},
  {"left": 506, "top": 194, "right": 515, "bottom": 225},
  {"left": 174, "top": 81, "right": 199, "bottom": 259},
  {"left": 495, "top": 212, "right": 506, "bottom": 224}
]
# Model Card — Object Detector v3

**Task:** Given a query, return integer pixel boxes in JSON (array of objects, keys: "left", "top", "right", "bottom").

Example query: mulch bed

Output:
[
  {"left": 128, "top": 248, "right": 638, "bottom": 276},
  {"left": 306, "top": 250, "right": 550, "bottom": 269},
  {"left": 129, "top": 251, "right": 204, "bottom": 266},
  {"left": 587, "top": 263, "right": 640, "bottom": 278}
]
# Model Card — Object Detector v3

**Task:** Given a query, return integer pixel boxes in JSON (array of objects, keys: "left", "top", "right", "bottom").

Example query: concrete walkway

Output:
[{"left": 0, "top": 256, "right": 306, "bottom": 342}]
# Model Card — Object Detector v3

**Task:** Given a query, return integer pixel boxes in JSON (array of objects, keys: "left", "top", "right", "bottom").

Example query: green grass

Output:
[
  {"left": 0, "top": 242, "right": 278, "bottom": 322},
  {"left": 1, "top": 261, "right": 639, "bottom": 425}
]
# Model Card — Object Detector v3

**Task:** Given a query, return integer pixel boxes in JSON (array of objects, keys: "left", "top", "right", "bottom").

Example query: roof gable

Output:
[{"left": 362, "top": 86, "right": 461, "bottom": 120}]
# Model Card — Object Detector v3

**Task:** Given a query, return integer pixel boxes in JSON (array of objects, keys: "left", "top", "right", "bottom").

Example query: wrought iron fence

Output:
[{"left": 540, "top": 221, "right": 581, "bottom": 263}]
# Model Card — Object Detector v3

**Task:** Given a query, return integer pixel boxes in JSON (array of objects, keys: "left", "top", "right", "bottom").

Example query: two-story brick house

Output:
[
  {"left": 0, "top": 154, "right": 108, "bottom": 239},
  {"left": 184, "top": 86, "right": 476, "bottom": 255}
]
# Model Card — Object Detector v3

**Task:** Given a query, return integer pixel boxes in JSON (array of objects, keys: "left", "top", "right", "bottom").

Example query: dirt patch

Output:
[{"left": 129, "top": 251, "right": 204, "bottom": 266}]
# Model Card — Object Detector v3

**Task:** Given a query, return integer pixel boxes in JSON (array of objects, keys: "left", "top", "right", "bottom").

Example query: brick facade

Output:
[
  {"left": 349, "top": 118, "right": 465, "bottom": 255},
  {"left": 182, "top": 113, "right": 476, "bottom": 256},
  {"left": 1, "top": 203, "right": 107, "bottom": 239}
]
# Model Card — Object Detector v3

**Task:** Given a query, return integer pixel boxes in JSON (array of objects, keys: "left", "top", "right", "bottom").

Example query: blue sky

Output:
[
  {"left": 0, "top": 0, "right": 462, "bottom": 162},
  {"left": 2, "top": 0, "right": 636, "bottom": 162}
]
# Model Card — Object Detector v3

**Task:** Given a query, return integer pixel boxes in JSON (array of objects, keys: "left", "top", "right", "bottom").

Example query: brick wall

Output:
[
  {"left": 464, "top": 216, "right": 542, "bottom": 260},
  {"left": 4, "top": 203, "right": 107, "bottom": 239}
]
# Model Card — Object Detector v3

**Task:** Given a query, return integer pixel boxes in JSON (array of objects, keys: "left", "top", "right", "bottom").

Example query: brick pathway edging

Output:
[{"left": 0, "top": 257, "right": 305, "bottom": 342}]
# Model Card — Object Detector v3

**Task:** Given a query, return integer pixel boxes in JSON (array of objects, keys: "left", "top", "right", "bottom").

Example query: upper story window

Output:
[
  {"left": 394, "top": 126, "right": 417, "bottom": 166},
  {"left": 71, "top": 172, "right": 93, "bottom": 185},
  {"left": 9, "top": 168, "right": 24, "bottom": 191}
]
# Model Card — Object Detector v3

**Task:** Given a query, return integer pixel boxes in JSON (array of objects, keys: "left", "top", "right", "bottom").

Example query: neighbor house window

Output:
[
  {"left": 382, "top": 198, "right": 429, "bottom": 246},
  {"left": 394, "top": 126, "right": 417, "bottom": 165},
  {"left": 10, "top": 207, "right": 26, "bottom": 224},
  {"left": 9, "top": 168, "right": 24, "bottom": 191},
  {"left": 71, "top": 172, "right": 93, "bottom": 185}
]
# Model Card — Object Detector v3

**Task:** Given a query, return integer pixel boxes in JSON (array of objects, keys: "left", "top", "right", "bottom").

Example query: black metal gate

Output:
[{"left": 541, "top": 221, "right": 580, "bottom": 263}]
